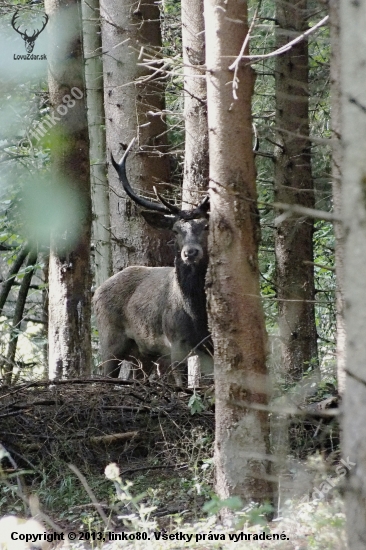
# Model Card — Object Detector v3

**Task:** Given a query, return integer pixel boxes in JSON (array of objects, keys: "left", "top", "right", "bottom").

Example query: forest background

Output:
[{"left": 0, "top": 0, "right": 364, "bottom": 548}]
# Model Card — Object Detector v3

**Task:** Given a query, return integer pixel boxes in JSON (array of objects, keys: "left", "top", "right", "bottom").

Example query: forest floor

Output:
[{"left": 0, "top": 379, "right": 347, "bottom": 549}]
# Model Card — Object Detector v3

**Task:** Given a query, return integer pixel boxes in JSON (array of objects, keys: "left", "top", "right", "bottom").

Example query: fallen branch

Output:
[
  {"left": 89, "top": 431, "right": 139, "bottom": 444},
  {"left": 121, "top": 463, "right": 187, "bottom": 475},
  {"left": 9, "top": 399, "right": 56, "bottom": 410},
  {"left": 303, "top": 260, "right": 335, "bottom": 272},
  {"left": 102, "top": 405, "right": 151, "bottom": 412},
  {"left": 68, "top": 464, "right": 111, "bottom": 528},
  {"left": 0, "top": 377, "right": 135, "bottom": 396}
]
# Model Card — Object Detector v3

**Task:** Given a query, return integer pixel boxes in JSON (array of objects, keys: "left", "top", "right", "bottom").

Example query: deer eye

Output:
[{"left": 204, "top": 224, "right": 209, "bottom": 230}]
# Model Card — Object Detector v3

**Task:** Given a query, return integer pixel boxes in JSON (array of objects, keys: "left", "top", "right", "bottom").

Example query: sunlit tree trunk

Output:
[
  {"left": 274, "top": 0, "right": 318, "bottom": 383},
  {"left": 100, "top": 0, "right": 173, "bottom": 272},
  {"left": 340, "top": 0, "right": 366, "bottom": 546},
  {"left": 45, "top": 0, "right": 92, "bottom": 379},
  {"left": 329, "top": 0, "right": 345, "bottom": 394},
  {"left": 181, "top": 0, "right": 208, "bottom": 209},
  {"left": 82, "top": 0, "right": 111, "bottom": 287},
  {"left": 204, "top": 0, "right": 271, "bottom": 505},
  {"left": 181, "top": 0, "right": 208, "bottom": 386}
]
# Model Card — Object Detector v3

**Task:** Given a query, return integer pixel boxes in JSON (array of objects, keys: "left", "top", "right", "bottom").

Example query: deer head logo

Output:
[{"left": 11, "top": 10, "right": 48, "bottom": 54}]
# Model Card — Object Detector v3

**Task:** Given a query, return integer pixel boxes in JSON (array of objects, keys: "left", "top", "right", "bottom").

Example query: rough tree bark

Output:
[
  {"left": 100, "top": 0, "right": 173, "bottom": 272},
  {"left": 340, "top": 1, "right": 366, "bottom": 547},
  {"left": 329, "top": 0, "right": 345, "bottom": 394},
  {"left": 181, "top": 0, "right": 208, "bottom": 209},
  {"left": 82, "top": 0, "right": 111, "bottom": 287},
  {"left": 45, "top": 0, "right": 92, "bottom": 379},
  {"left": 274, "top": 0, "right": 318, "bottom": 383},
  {"left": 204, "top": 0, "right": 271, "bottom": 504}
]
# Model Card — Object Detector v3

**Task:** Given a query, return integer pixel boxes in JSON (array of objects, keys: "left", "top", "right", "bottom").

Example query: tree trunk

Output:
[
  {"left": 82, "top": 0, "right": 111, "bottom": 287},
  {"left": 5, "top": 249, "right": 38, "bottom": 383},
  {"left": 0, "top": 243, "right": 30, "bottom": 316},
  {"left": 329, "top": 0, "right": 345, "bottom": 395},
  {"left": 204, "top": 0, "right": 271, "bottom": 504},
  {"left": 100, "top": 0, "right": 173, "bottom": 272},
  {"left": 41, "top": 254, "right": 49, "bottom": 370},
  {"left": 45, "top": 0, "right": 92, "bottom": 379},
  {"left": 180, "top": 0, "right": 208, "bottom": 382},
  {"left": 181, "top": 0, "right": 208, "bottom": 209},
  {"left": 274, "top": 0, "right": 318, "bottom": 383},
  {"left": 340, "top": 1, "right": 366, "bottom": 546}
]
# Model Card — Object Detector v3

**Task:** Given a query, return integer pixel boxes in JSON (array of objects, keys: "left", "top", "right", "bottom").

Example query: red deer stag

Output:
[{"left": 93, "top": 139, "right": 213, "bottom": 384}]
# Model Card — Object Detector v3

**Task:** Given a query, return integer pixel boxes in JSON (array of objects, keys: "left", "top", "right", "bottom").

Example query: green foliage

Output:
[
  {"left": 188, "top": 392, "right": 205, "bottom": 415},
  {"left": 105, "top": 463, "right": 157, "bottom": 531},
  {"left": 0, "top": 80, "right": 49, "bottom": 240},
  {"left": 203, "top": 494, "right": 244, "bottom": 515},
  {"left": 18, "top": 174, "right": 84, "bottom": 247},
  {"left": 249, "top": 1, "right": 335, "bottom": 388},
  {"left": 203, "top": 496, "right": 273, "bottom": 530}
]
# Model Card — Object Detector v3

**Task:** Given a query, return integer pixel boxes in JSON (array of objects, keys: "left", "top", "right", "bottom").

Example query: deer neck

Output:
[{"left": 175, "top": 257, "right": 208, "bottom": 322}]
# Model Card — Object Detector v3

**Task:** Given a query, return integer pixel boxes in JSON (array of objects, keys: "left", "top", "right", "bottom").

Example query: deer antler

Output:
[
  {"left": 11, "top": 11, "right": 26, "bottom": 39},
  {"left": 32, "top": 13, "right": 48, "bottom": 40},
  {"left": 11, "top": 11, "right": 48, "bottom": 41}
]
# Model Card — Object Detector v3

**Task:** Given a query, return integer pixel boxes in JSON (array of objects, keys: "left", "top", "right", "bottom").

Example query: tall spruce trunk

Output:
[
  {"left": 274, "top": 0, "right": 318, "bottom": 383},
  {"left": 340, "top": 0, "right": 366, "bottom": 546},
  {"left": 329, "top": 0, "right": 345, "bottom": 394},
  {"left": 181, "top": 0, "right": 208, "bottom": 208},
  {"left": 204, "top": 0, "right": 271, "bottom": 504},
  {"left": 181, "top": 0, "right": 208, "bottom": 385},
  {"left": 82, "top": 0, "right": 111, "bottom": 287},
  {"left": 45, "top": 0, "right": 92, "bottom": 378},
  {"left": 100, "top": 0, "right": 173, "bottom": 272}
]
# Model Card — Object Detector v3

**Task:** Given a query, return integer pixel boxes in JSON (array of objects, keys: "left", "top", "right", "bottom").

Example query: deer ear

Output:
[{"left": 140, "top": 211, "right": 175, "bottom": 229}]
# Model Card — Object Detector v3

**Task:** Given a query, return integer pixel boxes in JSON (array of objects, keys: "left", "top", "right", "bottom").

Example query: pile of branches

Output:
[{"left": 0, "top": 378, "right": 214, "bottom": 476}]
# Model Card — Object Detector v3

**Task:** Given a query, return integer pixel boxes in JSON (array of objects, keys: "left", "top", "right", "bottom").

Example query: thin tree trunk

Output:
[
  {"left": 274, "top": 0, "right": 318, "bottom": 383},
  {"left": 180, "top": 0, "right": 208, "bottom": 384},
  {"left": 45, "top": 0, "right": 92, "bottom": 379},
  {"left": 340, "top": 1, "right": 366, "bottom": 546},
  {"left": 82, "top": 0, "right": 111, "bottom": 288},
  {"left": 4, "top": 249, "right": 38, "bottom": 383},
  {"left": 100, "top": 0, "right": 173, "bottom": 272},
  {"left": 41, "top": 255, "right": 49, "bottom": 370},
  {"left": 0, "top": 243, "right": 30, "bottom": 316},
  {"left": 181, "top": 0, "right": 208, "bottom": 209},
  {"left": 329, "top": 0, "right": 345, "bottom": 395},
  {"left": 204, "top": 0, "right": 271, "bottom": 504}
]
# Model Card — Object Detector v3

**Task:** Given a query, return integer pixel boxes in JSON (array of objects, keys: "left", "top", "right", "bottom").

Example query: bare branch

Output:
[
  {"left": 229, "top": 14, "right": 329, "bottom": 64},
  {"left": 273, "top": 201, "right": 340, "bottom": 223}
]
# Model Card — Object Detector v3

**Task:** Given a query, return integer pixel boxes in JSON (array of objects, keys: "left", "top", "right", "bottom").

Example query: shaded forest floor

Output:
[
  {"left": 0, "top": 378, "right": 347, "bottom": 549},
  {"left": 0, "top": 379, "right": 215, "bottom": 527}
]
